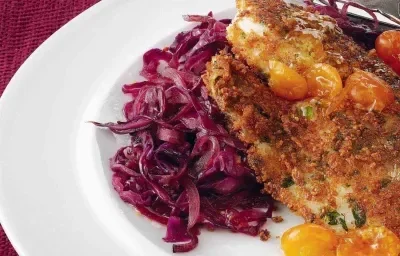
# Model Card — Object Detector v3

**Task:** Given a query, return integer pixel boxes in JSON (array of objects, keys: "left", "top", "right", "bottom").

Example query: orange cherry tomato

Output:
[
  {"left": 345, "top": 70, "right": 395, "bottom": 111},
  {"left": 375, "top": 30, "right": 400, "bottom": 75},
  {"left": 305, "top": 63, "right": 343, "bottom": 98},
  {"left": 268, "top": 60, "right": 308, "bottom": 101},
  {"left": 337, "top": 226, "right": 400, "bottom": 256},
  {"left": 281, "top": 224, "right": 338, "bottom": 256}
]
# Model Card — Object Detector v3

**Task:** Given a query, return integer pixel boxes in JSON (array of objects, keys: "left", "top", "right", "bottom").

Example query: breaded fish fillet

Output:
[
  {"left": 228, "top": 0, "right": 399, "bottom": 82},
  {"left": 203, "top": 0, "right": 400, "bottom": 236}
]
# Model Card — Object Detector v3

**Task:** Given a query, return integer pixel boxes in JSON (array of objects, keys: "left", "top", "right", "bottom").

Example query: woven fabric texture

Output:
[{"left": 0, "top": 0, "right": 99, "bottom": 255}]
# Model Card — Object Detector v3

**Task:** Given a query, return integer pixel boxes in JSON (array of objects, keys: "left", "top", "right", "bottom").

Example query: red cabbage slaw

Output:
[{"left": 93, "top": 13, "right": 274, "bottom": 253}]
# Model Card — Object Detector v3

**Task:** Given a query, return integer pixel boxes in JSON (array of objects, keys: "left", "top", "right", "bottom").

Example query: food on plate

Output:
[
  {"left": 93, "top": 14, "right": 274, "bottom": 253},
  {"left": 95, "top": 0, "right": 400, "bottom": 253},
  {"left": 203, "top": 0, "right": 400, "bottom": 254},
  {"left": 227, "top": 0, "right": 398, "bottom": 91}
]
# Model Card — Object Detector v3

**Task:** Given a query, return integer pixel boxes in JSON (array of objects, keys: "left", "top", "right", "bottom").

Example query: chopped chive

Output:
[
  {"left": 324, "top": 211, "right": 349, "bottom": 232},
  {"left": 281, "top": 177, "right": 295, "bottom": 188},
  {"left": 324, "top": 211, "right": 340, "bottom": 225},
  {"left": 339, "top": 217, "right": 349, "bottom": 231},
  {"left": 352, "top": 204, "right": 366, "bottom": 228},
  {"left": 300, "top": 106, "right": 314, "bottom": 120}
]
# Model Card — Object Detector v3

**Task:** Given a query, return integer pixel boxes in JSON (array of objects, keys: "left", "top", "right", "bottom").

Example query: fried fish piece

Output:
[
  {"left": 227, "top": 0, "right": 400, "bottom": 84},
  {"left": 213, "top": 0, "right": 400, "bottom": 235},
  {"left": 204, "top": 0, "right": 400, "bottom": 236},
  {"left": 204, "top": 51, "right": 400, "bottom": 236}
]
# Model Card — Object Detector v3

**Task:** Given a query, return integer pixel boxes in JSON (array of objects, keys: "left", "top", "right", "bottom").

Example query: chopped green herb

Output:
[
  {"left": 380, "top": 178, "right": 391, "bottom": 189},
  {"left": 324, "top": 211, "right": 340, "bottom": 225},
  {"left": 281, "top": 177, "right": 295, "bottom": 188},
  {"left": 300, "top": 106, "right": 314, "bottom": 120},
  {"left": 352, "top": 204, "right": 366, "bottom": 228},
  {"left": 241, "top": 32, "right": 246, "bottom": 38},
  {"left": 324, "top": 211, "right": 349, "bottom": 231},
  {"left": 338, "top": 217, "right": 349, "bottom": 231}
]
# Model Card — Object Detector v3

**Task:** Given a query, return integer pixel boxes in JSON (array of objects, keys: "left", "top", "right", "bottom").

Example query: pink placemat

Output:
[{"left": 0, "top": 0, "right": 99, "bottom": 255}]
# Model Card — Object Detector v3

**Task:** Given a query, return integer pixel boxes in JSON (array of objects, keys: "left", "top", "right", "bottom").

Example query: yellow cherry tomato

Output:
[
  {"left": 337, "top": 226, "right": 400, "bottom": 256},
  {"left": 268, "top": 60, "right": 308, "bottom": 101},
  {"left": 281, "top": 224, "right": 338, "bottom": 256},
  {"left": 305, "top": 63, "right": 343, "bottom": 98},
  {"left": 345, "top": 70, "right": 395, "bottom": 111}
]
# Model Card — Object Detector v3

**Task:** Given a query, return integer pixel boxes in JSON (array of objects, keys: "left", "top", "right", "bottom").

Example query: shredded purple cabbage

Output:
[
  {"left": 305, "top": 0, "right": 383, "bottom": 49},
  {"left": 94, "top": 13, "right": 274, "bottom": 253}
]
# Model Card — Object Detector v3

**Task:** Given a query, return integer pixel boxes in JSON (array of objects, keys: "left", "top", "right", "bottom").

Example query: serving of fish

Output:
[{"left": 204, "top": 0, "right": 400, "bottom": 239}]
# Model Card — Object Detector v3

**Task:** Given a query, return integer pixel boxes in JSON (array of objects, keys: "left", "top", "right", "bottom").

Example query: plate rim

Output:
[{"left": 0, "top": 1, "right": 131, "bottom": 255}]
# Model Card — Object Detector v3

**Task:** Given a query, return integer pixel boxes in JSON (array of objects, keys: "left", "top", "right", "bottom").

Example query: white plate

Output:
[{"left": 0, "top": 0, "right": 387, "bottom": 255}]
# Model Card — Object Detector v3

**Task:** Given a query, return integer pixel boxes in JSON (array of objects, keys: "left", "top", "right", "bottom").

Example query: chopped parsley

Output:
[
  {"left": 300, "top": 106, "right": 314, "bottom": 120},
  {"left": 324, "top": 211, "right": 340, "bottom": 225},
  {"left": 323, "top": 210, "right": 349, "bottom": 231},
  {"left": 339, "top": 217, "right": 349, "bottom": 232},
  {"left": 281, "top": 176, "right": 295, "bottom": 188},
  {"left": 352, "top": 203, "right": 367, "bottom": 228}
]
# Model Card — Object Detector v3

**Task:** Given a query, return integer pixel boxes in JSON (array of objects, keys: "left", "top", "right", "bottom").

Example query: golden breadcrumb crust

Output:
[{"left": 203, "top": 50, "right": 400, "bottom": 236}]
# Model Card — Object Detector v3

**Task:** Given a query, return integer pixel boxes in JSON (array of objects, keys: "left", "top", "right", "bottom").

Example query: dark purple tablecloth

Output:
[{"left": 0, "top": 1, "right": 99, "bottom": 254}]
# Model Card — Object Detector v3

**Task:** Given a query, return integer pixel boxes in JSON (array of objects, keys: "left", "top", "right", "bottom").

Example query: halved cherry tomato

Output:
[
  {"left": 268, "top": 60, "right": 308, "bottom": 101},
  {"left": 375, "top": 30, "right": 400, "bottom": 75},
  {"left": 337, "top": 226, "right": 400, "bottom": 256},
  {"left": 305, "top": 63, "right": 343, "bottom": 98},
  {"left": 281, "top": 224, "right": 338, "bottom": 256},
  {"left": 345, "top": 70, "right": 395, "bottom": 111}
]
